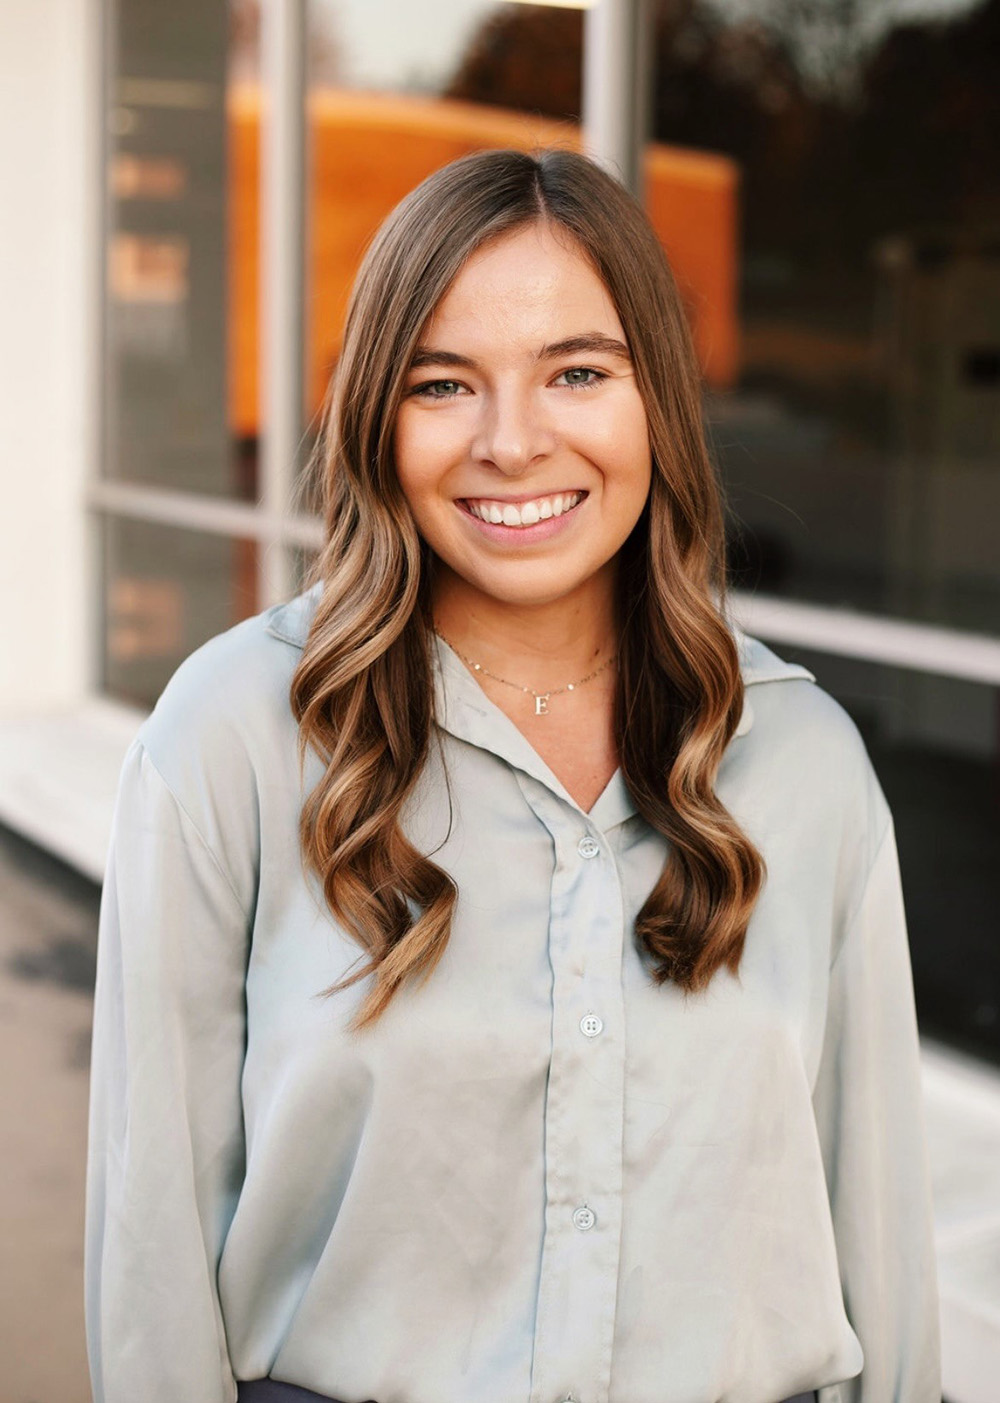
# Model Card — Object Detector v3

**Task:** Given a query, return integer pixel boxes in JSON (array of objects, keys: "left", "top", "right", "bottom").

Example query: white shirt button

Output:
[
  {"left": 580, "top": 1013, "right": 604, "bottom": 1037},
  {"left": 577, "top": 835, "right": 600, "bottom": 859},
  {"left": 572, "top": 1205, "right": 596, "bottom": 1231}
]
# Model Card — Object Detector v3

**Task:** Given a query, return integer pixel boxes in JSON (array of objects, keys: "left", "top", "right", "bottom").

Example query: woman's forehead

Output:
[{"left": 419, "top": 223, "right": 622, "bottom": 345}]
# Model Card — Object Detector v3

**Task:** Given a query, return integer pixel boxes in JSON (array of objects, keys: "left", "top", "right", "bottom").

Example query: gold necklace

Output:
[{"left": 434, "top": 627, "right": 617, "bottom": 716}]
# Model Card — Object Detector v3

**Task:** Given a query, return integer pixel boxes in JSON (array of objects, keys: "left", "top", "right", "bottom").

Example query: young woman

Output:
[{"left": 85, "top": 148, "right": 941, "bottom": 1403}]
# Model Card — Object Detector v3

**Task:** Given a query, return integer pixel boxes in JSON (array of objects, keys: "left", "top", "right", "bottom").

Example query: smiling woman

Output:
[
  {"left": 393, "top": 220, "right": 652, "bottom": 648},
  {"left": 86, "top": 148, "right": 940, "bottom": 1403}
]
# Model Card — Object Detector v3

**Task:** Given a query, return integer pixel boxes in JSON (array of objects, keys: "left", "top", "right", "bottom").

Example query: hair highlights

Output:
[{"left": 291, "top": 147, "right": 762, "bottom": 1032}]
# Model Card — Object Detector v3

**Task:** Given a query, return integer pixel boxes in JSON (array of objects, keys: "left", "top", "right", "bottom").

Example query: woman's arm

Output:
[
  {"left": 85, "top": 736, "right": 250, "bottom": 1403},
  {"left": 812, "top": 817, "right": 941, "bottom": 1403}
]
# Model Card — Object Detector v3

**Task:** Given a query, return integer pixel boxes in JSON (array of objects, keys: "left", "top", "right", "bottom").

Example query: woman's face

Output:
[{"left": 392, "top": 220, "right": 652, "bottom": 612}]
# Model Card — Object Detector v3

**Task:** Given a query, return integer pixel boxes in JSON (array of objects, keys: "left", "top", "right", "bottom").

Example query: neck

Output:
[{"left": 430, "top": 561, "right": 619, "bottom": 684}]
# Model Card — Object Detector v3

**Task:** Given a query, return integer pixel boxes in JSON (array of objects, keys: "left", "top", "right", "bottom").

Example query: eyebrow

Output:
[{"left": 407, "top": 332, "right": 632, "bottom": 372}]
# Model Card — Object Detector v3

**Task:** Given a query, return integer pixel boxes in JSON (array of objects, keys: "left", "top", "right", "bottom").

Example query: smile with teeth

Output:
[{"left": 462, "top": 491, "right": 586, "bottom": 527}]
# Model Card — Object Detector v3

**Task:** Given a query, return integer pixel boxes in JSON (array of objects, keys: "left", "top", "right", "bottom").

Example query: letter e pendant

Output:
[{"left": 535, "top": 694, "right": 550, "bottom": 715}]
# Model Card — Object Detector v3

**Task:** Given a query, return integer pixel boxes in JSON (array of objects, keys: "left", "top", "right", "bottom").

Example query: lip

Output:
[{"left": 455, "top": 490, "right": 588, "bottom": 543}]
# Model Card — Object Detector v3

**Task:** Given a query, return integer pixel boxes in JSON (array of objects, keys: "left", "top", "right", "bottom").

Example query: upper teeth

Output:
[{"left": 465, "top": 491, "right": 584, "bottom": 527}]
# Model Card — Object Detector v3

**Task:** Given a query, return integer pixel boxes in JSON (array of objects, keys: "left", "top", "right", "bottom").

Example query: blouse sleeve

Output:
[
  {"left": 812, "top": 817, "right": 942, "bottom": 1403},
  {"left": 85, "top": 736, "right": 251, "bottom": 1403}
]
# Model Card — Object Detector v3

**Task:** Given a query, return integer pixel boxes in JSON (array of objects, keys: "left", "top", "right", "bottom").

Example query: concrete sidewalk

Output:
[{"left": 1, "top": 823, "right": 98, "bottom": 1402}]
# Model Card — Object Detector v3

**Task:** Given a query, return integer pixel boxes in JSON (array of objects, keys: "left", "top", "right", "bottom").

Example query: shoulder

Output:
[
  {"left": 124, "top": 589, "right": 317, "bottom": 872},
  {"left": 737, "top": 629, "right": 864, "bottom": 765},
  {"left": 734, "top": 624, "right": 871, "bottom": 773},
  {"left": 728, "top": 623, "right": 891, "bottom": 876},
  {"left": 137, "top": 590, "right": 313, "bottom": 777}
]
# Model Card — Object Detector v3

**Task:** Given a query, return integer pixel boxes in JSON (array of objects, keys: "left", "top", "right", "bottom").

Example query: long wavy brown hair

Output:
[{"left": 291, "top": 146, "right": 762, "bottom": 1033}]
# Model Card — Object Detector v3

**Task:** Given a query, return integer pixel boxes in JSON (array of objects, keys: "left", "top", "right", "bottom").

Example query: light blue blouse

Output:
[{"left": 84, "top": 582, "right": 941, "bottom": 1403}]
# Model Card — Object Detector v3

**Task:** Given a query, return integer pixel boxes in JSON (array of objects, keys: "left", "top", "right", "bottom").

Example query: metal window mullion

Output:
[
  {"left": 582, "top": 0, "right": 653, "bottom": 198},
  {"left": 86, "top": 480, "right": 324, "bottom": 551},
  {"left": 729, "top": 589, "right": 1000, "bottom": 689},
  {"left": 88, "top": 0, "right": 113, "bottom": 696},
  {"left": 259, "top": 0, "right": 308, "bottom": 605}
]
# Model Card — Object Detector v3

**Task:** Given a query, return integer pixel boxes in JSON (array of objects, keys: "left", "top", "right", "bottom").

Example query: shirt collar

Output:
[
  {"left": 264, "top": 583, "right": 815, "bottom": 827},
  {"left": 429, "top": 629, "right": 639, "bottom": 829}
]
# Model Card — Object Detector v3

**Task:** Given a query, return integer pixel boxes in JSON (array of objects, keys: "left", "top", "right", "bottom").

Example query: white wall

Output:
[{"left": 0, "top": 0, "right": 99, "bottom": 709}]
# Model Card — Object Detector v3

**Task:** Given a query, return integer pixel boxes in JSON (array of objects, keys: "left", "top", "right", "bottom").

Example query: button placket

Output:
[{"left": 527, "top": 803, "right": 627, "bottom": 1403}]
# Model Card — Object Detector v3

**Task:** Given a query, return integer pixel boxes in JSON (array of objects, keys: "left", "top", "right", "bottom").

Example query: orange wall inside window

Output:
[{"left": 228, "top": 89, "right": 740, "bottom": 438}]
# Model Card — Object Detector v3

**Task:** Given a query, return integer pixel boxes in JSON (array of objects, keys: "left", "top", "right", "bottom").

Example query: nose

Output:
[{"left": 470, "top": 382, "right": 557, "bottom": 475}]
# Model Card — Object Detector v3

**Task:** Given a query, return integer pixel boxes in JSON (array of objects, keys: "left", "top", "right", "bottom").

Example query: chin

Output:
[{"left": 470, "top": 570, "right": 591, "bottom": 608}]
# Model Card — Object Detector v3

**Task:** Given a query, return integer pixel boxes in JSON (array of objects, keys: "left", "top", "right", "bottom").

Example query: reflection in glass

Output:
[
  {"left": 102, "top": 516, "right": 258, "bottom": 708},
  {"left": 104, "top": 0, "right": 254, "bottom": 500},
  {"left": 686, "top": 0, "right": 1000, "bottom": 637}
]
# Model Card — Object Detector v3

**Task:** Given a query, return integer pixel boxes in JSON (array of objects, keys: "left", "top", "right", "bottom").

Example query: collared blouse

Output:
[{"left": 84, "top": 582, "right": 941, "bottom": 1403}]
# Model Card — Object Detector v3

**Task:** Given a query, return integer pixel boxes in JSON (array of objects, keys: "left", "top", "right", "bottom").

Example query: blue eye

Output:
[
  {"left": 412, "top": 379, "right": 463, "bottom": 399},
  {"left": 557, "top": 367, "right": 607, "bottom": 389}
]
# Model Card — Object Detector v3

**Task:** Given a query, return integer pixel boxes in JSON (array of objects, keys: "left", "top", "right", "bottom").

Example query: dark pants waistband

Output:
[
  {"left": 237, "top": 1383, "right": 817, "bottom": 1403},
  {"left": 237, "top": 1384, "right": 355, "bottom": 1403}
]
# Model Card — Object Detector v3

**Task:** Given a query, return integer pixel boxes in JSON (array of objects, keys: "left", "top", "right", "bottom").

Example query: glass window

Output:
[
  {"left": 660, "top": 0, "right": 1000, "bottom": 637},
  {"left": 104, "top": 0, "right": 256, "bottom": 499},
  {"left": 102, "top": 516, "right": 258, "bottom": 706}
]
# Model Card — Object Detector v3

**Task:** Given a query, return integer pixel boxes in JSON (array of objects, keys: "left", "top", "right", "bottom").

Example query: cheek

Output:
[
  {"left": 396, "top": 399, "right": 469, "bottom": 457},
  {"left": 589, "top": 404, "right": 651, "bottom": 485},
  {"left": 392, "top": 414, "right": 448, "bottom": 510},
  {"left": 622, "top": 402, "right": 653, "bottom": 480}
]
